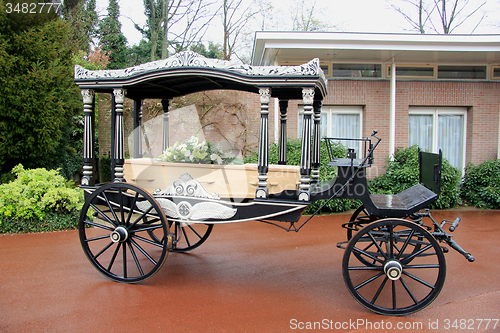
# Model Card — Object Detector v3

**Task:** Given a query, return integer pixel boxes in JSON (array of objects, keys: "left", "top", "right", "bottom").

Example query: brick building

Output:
[{"left": 252, "top": 32, "right": 500, "bottom": 176}]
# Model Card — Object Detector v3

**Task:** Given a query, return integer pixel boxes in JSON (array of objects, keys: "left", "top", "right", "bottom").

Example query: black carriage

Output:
[{"left": 74, "top": 52, "right": 473, "bottom": 316}]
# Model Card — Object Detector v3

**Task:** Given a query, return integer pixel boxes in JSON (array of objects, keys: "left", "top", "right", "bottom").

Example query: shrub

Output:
[
  {"left": 369, "top": 145, "right": 462, "bottom": 209},
  {"left": 0, "top": 164, "right": 83, "bottom": 233},
  {"left": 245, "top": 139, "right": 359, "bottom": 214},
  {"left": 461, "top": 159, "right": 500, "bottom": 209}
]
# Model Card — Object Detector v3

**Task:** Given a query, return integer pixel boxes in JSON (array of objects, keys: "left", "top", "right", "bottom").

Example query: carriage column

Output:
[
  {"left": 256, "top": 87, "right": 271, "bottom": 199},
  {"left": 278, "top": 100, "right": 288, "bottom": 165},
  {"left": 311, "top": 100, "right": 322, "bottom": 184},
  {"left": 81, "top": 89, "right": 95, "bottom": 186},
  {"left": 132, "top": 99, "right": 143, "bottom": 158},
  {"left": 113, "top": 88, "right": 126, "bottom": 182},
  {"left": 299, "top": 87, "right": 315, "bottom": 201},
  {"left": 161, "top": 99, "right": 171, "bottom": 151}
]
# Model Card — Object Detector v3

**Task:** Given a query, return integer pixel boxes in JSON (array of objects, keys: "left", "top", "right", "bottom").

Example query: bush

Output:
[
  {"left": 461, "top": 159, "right": 500, "bottom": 209},
  {"left": 369, "top": 146, "right": 461, "bottom": 209},
  {"left": 245, "top": 139, "right": 359, "bottom": 214},
  {"left": 0, "top": 164, "right": 83, "bottom": 233}
]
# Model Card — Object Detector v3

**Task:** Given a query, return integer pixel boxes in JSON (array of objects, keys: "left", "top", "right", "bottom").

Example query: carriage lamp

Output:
[{"left": 347, "top": 148, "right": 356, "bottom": 160}]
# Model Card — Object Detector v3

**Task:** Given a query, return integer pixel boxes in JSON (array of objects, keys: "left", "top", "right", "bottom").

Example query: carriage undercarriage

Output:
[{"left": 75, "top": 52, "right": 473, "bottom": 316}]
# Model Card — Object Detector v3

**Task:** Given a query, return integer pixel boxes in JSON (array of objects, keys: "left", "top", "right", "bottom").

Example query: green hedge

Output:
[
  {"left": 0, "top": 164, "right": 83, "bottom": 233},
  {"left": 461, "top": 159, "right": 500, "bottom": 209},
  {"left": 245, "top": 139, "right": 359, "bottom": 214},
  {"left": 369, "top": 146, "right": 461, "bottom": 209}
]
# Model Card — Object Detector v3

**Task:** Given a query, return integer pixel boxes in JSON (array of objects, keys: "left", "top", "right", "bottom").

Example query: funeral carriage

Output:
[{"left": 74, "top": 51, "right": 473, "bottom": 316}]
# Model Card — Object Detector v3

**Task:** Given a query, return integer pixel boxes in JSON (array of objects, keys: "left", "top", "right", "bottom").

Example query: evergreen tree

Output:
[
  {"left": 99, "top": 0, "right": 128, "bottom": 69},
  {"left": 63, "top": 0, "right": 98, "bottom": 52},
  {"left": 0, "top": 2, "right": 81, "bottom": 175}
]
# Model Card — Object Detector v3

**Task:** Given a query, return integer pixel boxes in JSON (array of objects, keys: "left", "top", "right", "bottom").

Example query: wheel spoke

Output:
[
  {"left": 85, "top": 234, "right": 111, "bottom": 242},
  {"left": 129, "top": 204, "right": 155, "bottom": 229},
  {"left": 130, "top": 238, "right": 158, "bottom": 266},
  {"left": 133, "top": 223, "right": 164, "bottom": 233},
  {"left": 402, "top": 271, "right": 436, "bottom": 289},
  {"left": 89, "top": 204, "right": 117, "bottom": 228},
  {"left": 127, "top": 241, "right": 144, "bottom": 276},
  {"left": 122, "top": 241, "right": 127, "bottom": 278},
  {"left": 396, "top": 228, "right": 416, "bottom": 260},
  {"left": 404, "top": 264, "right": 440, "bottom": 269},
  {"left": 401, "top": 244, "right": 434, "bottom": 265},
  {"left": 348, "top": 266, "right": 382, "bottom": 271},
  {"left": 366, "top": 231, "right": 388, "bottom": 260},
  {"left": 354, "top": 271, "right": 385, "bottom": 290},
  {"left": 371, "top": 276, "right": 388, "bottom": 304},
  {"left": 352, "top": 245, "right": 385, "bottom": 264},
  {"left": 392, "top": 280, "right": 397, "bottom": 309},
  {"left": 83, "top": 219, "right": 115, "bottom": 231},
  {"left": 107, "top": 242, "right": 121, "bottom": 271},
  {"left": 180, "top": 225, "right": 192, "bottom": 248},
  {"left": 92, "top": 241, "right": 114, "bottom": 260},
  {"left": 132, "top": 234, "right": 165, "bottom": 248},
  {"left": 102, "top": 192, "right": 120, "bottom": 224},
  {"left": 126, "top": 193, "right": 140, "bottom": 226},
  {"left": 400, "top": 277, "right": 418, "bottom": 305},
  {"left": 389, "top": 224, "right": 394, "bottom": 258}
]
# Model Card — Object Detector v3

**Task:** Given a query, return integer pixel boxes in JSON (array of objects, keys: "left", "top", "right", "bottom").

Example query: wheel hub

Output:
[
  {"left": 384, "top": 260, "right": 403, "bottom": 280},
  {"left": 110, "top": 226, "right": 129, "bottom": 243}
]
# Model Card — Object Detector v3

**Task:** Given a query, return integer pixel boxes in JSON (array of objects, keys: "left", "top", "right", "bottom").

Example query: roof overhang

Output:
[
  {"left": 252, "top": 32, "right": 500, "bottom": 65},
  {"left": 75, "top": 51, "right": 328, "bottom": 100}
]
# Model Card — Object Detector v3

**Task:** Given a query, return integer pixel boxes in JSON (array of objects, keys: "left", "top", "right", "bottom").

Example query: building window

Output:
[
  {"left": 387, "top": 65, "right": 436, "bottom": 79},
  {"left": 438, "top": 65, "right": 486, "bottom": 79},
  {"left": 409, "top": 107, "right": 467, "bottom": 170},
  {"left": 299, "top": 106, "right": 362, "bottom": 152},
  {"left": 331, "top": 64, "right": 381, "bottom": 78},
  {"left": 492, "top": 66, "right": 500, "bottom": 79}
]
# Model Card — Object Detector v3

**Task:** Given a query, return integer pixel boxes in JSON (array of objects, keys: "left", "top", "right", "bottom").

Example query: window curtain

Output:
[
  {"left": 409, "top": 115, "right": 433, "bottom": 151},
  {"left": 438, "top": 115, "right": 463, "bottom": 169},
  {"left": 331, "top": 114, "right": 360, "bottom": 152}
]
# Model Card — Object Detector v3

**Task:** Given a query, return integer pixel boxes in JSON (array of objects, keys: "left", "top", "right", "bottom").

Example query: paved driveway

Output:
[{"left": 1, "top": 209, "right": 499, "bottom": 332}]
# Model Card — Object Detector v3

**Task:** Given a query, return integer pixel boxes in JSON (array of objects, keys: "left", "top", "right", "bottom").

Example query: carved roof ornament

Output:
[{"left": 74, "top": 51, "right": 326, "bottom": 81}]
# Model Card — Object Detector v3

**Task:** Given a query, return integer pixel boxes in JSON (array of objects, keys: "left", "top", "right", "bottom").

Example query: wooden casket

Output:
[{"left": 123, "top": 158, "right": 300, "bottom": 200}]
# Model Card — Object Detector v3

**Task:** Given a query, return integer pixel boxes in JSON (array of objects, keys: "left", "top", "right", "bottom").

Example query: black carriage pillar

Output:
[
  {"left": 81, "top": 89, "right": 96, "bottom": 186},
  {"left": 311, "top": 100, "right": 322, "bottom": 184},
  {"left": 256, "top": 87, "right": 271, "bottom": 199},
  {"left": 113, "top": 88, "right": 127, "bottom": 182},
  {"left": 133, "top": 99, "right": 143, "bottom": 158},
  {"left": 299, "top": 87, "right": 315, "bottom": 201},
  {"left": 278, "top": 100, "right": 288, "bottom": 165},
  {"left": 161, "top": 99, "right": 170, "bottom": 152}
]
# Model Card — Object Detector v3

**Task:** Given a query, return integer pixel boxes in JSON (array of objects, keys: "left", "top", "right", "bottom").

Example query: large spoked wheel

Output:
[
  {"left": 170, "top": 222, "right": 213, "bottom": 253},
  {"left": 79, "top": 183, "right": 170, "bottom": 283},
  {"left": 342, "top": 219, "right": 446, "bottom": 316}
]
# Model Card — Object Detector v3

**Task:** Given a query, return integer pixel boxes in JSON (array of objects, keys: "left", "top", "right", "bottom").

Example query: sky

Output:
[{"left": 96, "top": 0, "right": 500, "bottom": 49}]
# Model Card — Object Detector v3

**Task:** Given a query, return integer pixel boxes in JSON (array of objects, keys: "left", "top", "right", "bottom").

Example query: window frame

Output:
[
  {"left": 409, "top": 107, "right": 467, "bottom": 171},
  {"left": 492, "top": 65, "right": 500, "bottom": 80},
  {"left": 330, "top": 63, "right": 382, "bottom": 78},
  {"left": 386, "top": 64, "right": 437, "bottom": 79},
  {"left": 298, "top": 105, "right": 363, "bottom": 151}
]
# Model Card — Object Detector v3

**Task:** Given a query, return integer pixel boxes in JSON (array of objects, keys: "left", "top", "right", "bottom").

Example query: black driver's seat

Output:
[{"left": 364, "top": 150, "right": 442, "bottom": 218}]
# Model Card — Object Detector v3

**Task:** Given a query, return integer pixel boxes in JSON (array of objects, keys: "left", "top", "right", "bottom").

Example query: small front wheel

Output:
[
  {"left": 79, "top": 183, "right": 169, "bottom": 283},
  {"left": 342, "top": 219, "right": 446, "bottom": 316}
]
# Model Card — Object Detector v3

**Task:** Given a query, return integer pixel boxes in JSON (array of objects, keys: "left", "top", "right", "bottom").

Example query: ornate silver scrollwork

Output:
[
  {"left": 75, "top": 51, "right": 325, "bottom": 81},
  {"left": 140, "top": 173, "right": 237, "bottom": 221},
  {"left": 154, "top": 173, "right": 220, "bottom": 200}
]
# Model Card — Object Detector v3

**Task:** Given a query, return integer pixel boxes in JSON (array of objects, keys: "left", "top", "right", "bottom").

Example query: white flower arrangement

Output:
[{"left": 158, "top": 136, "right": 230, "bottom": 165}]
